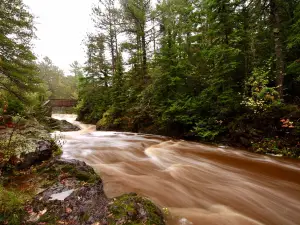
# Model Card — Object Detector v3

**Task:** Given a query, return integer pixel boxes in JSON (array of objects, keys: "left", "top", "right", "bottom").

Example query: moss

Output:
[
  {"left": 107, "top": 193, "right": 165, "bottom": 225},
  {"left": 36, "top": 161, "right": 100, "bottom": 187},
  {"left": 74, "top": 170, "right": 99, "bottom": 183},
  {"left": 60, "top": 164, "right": 74, "bottom": 173},
  {"left": 37, "top": 165, "right": 60, "bottom": 185},
  {"left": 53, "top": 147, "right": 63, "bottom": 157},
  {"left": 0, "top": 185, "right": 33, "bottom": 225},
  {"left": 49, "top": 139, "right": 63, "bottom": 157},
  {"left": 39, "top": 213, "right": 59, "bottom": 225},
  {"left": 80, "top": 212, "right": 90, "bottom": 222},
  {"left": 56, "top": 163, "right": 100, "bottom": 183},
  {"left": 40, "top": 179, "right": 56, "bottom": 189}
]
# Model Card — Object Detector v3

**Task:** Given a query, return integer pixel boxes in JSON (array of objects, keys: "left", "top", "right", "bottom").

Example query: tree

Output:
[
  {"left": 0, "top": 0, "right": 38, "bottom": 100},
  {"left": 77, "top": 0, "right": 300, "bottom": 152},
  {"left": 269, "top": 0, "right": 286, "bottom": 98},
  {"left": 121, "top": 0, "right": 152, "bottom": 83},
  {"left": 85, "top": 34, "right": 110, "bottom": 87},
  {"left": 37, "top": 57, "right": 77, "bottom": 99},
  {"left": 92, "top": 0, "right": 121, "bottom": 76}
]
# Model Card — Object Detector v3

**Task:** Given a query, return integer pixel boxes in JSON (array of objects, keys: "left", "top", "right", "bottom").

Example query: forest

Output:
[
  {"left": 1, "top": 0, "right": 300, "bottom": 156},
  {"left": 1, "top": 0, "right": 300, "bottom": 224},
  {"left": 76, "top": 0, "right": 300, "bottom": 157}
]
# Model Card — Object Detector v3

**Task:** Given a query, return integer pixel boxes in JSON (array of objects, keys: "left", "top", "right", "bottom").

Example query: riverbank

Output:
[
  {"left": 57, "top": 116, "right": 300, "bottom": 225},
  {"left": 1, "top": 158, "right": 165, "bottom": 225},
  {"left": 0, "top": 117, "right": 166, "bottom": 225},
  {"left": 92, "top": 106, "right": 300, "bottom": 159}
]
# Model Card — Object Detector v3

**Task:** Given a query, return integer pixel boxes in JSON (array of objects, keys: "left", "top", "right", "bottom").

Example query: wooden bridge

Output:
[
  {"left": 45, "top": 99, "right": 78, "bottom": 108},
  {"left": 43, "top": 99, "right": 77, "bottom": 115}
]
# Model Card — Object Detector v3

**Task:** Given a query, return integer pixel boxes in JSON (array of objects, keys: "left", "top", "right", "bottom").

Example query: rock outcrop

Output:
[
  {"left": 0, "top": 118, "right": 54, "bottom": 171},
  {"left": 17, "top": 140, "right": 55, "bottom": 170},
  {"left": 26, "top": 159, "right": 165, "bottom": 225},
  {"left": 1, "top": 117, "right": 165, "bottom": 225},
  {"left": 45, "top": 117, "right": 80, "bottom": 132}
]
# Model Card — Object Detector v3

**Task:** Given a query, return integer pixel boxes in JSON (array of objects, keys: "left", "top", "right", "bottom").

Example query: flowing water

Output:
[{"left": 52, "top": 114, "right": 300, "bottom": 225}]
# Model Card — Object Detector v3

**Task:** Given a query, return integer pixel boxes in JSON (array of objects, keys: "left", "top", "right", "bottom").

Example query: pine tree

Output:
[
  {"left": 121, "top": 0, "right": 152, "bottom": 83},
  {"left": 0, "top": 0, "right": 38, "bottom": 100},
  {"left": 85, "top": 34, "right": 110, "bottom": 87},
  {"left": 92, "top": 0, "right": 121, "bottom": 76}
]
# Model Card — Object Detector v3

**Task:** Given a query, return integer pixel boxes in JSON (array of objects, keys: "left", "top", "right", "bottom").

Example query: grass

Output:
[{"left": 0, "top": 185, "right": 33, "bottom": 225}]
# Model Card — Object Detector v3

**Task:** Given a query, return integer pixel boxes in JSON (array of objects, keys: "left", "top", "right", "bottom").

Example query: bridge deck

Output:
[{"left": 45, "top": 99, "right": 78, "bottom": 108}]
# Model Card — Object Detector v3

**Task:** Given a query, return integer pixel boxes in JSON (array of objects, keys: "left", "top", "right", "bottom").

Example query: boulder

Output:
[
  {"left": 17, "top": 140, "right": 53, "bottom": 170},
  {"left": 28, "top": 178, "right": 108, "bottom": 224},
  {"left": 58, "top": 119, "right": 80, "bottom": 132},
  {"left": 105, "top": 193, "right": 165, "bottom": 225},
  {"left": 44, "top": 117, "right": 80, "bottom": 132},
  {"left": 54, "top": 158, "right": 96, "bottom": 175},
  {"left": 26, "top": 159, "right": 165, "bottom": 225}
]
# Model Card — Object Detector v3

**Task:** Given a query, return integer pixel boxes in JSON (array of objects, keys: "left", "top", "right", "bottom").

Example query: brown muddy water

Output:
[{"left": 52, "top": 114, "right": 300, "bottom": 225}]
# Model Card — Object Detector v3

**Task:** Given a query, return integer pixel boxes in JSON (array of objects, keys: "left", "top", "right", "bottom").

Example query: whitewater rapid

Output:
[{"left": 52, "top": 114, "right": 300, "bottom": 225}]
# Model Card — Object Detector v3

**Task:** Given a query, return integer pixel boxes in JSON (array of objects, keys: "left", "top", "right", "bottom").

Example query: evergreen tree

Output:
[
  {"left": 0, "top": 0, "right": 38, "bottom": 100},
  {"left": 77, "top": 0, "right": 300, "bottom": 154},
  {"left": 38, "top": 57, "right": 77, "bottom": 99}
]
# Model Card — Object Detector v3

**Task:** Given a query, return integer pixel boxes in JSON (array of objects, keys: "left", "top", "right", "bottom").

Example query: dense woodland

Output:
[
  {"left": 1, "top": 0, "right": 300, "bottom": 157},
  {"left": 2, "top": 1, "right": 300, "bottom": 224},
  {"left": 77, "top": 0, "right": 300, "bottom": 156}
]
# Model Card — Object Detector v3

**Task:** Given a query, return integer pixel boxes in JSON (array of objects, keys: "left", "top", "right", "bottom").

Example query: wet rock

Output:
[
  {"left": 0, "top": 117, "right": 54, "bottom": 171},
  {"left": 17, "top": 141, "right": 53, "bottom": 170},
  {"left": 26, "top": 159, "right": 166, "bottom": 225},
  {"left": 58, "top": 119, "right": 80, "bottom": 131},
  {"left": 45, "top": 117, "right": 80, "bottom": 131},
  {"left": 28, "top": 179, "right": 108, "bottom": 225},
  {"left": 104, "top": 193, "right": 165, "bottom": 225},
  {"left": 55, "top": 158, "right": 96, "bottom": 174}
]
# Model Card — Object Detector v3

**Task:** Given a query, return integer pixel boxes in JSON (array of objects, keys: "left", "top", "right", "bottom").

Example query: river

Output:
[{"left": 52, "top": 114, "right": 300, "bottom": 225}]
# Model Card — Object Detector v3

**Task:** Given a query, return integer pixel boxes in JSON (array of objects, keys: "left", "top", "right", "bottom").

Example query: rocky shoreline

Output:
[
  {"left": 25, "top": 158, "right": 165, "bottom": 225},
  {"left": 0, "top": 117, "right": 165, "bottom": 225}
]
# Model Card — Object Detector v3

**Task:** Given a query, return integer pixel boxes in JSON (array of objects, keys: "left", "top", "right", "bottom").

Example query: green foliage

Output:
[
  {"left": 253, "top": 138, "right": 300, "bottom": 158},
  {"left": 107, "top": 193, "right": 165, "bottom": 225},
  {"left": 0, "top": 0, "right": 39, "bottom": 101},
  {"left": 0, "top": 186, "right": 32, "bottom": 225},
  {"left": 50, "top": 134, "right": 65, "bottom": 156},
  {"left": 193, "top": 119, "right": 225, "bottom": 141},
  {"left": 37, "top": 57, "right": 77, "bottom": 100},
  {"left": 76, "top": 0, "right": 300, "bottom": 155},
  {"left": 242, "top": 64, "right": 281, "bottom": 113},
  {"left": 96, "top": 108, "right": 115, "bottom": 129},
  {"left": 6, "top": 98, "right": 25, "bottom": 115}
]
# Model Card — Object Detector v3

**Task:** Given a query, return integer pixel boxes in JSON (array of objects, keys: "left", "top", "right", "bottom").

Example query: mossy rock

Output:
[
  {"left": 37, "top": 159, "right": 101, "bottom": 188},
  {"left": 107, "top": 193, "right": 165, "bottom": 225},
  {"left": 12, "top": 159, "right": 166, "bottom": 225}
]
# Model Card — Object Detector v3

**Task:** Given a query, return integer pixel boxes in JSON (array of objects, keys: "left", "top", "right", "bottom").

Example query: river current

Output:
[{"left": 52, "top": 114, "right": 300, "bottom": 225}]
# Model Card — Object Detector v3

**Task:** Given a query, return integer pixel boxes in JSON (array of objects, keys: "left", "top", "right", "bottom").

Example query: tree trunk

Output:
[
  {"left": 115, "top": 30, "right": 118, "bottom": 58},
  {"left": 270, "top": 0, "right": 285, "bottom": 98},
  {"left": 109, "top": 22, "right": 115, "bottom": 76},
  {"left": 142, "top": 33, "right": 147, "bottom": 83}
]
